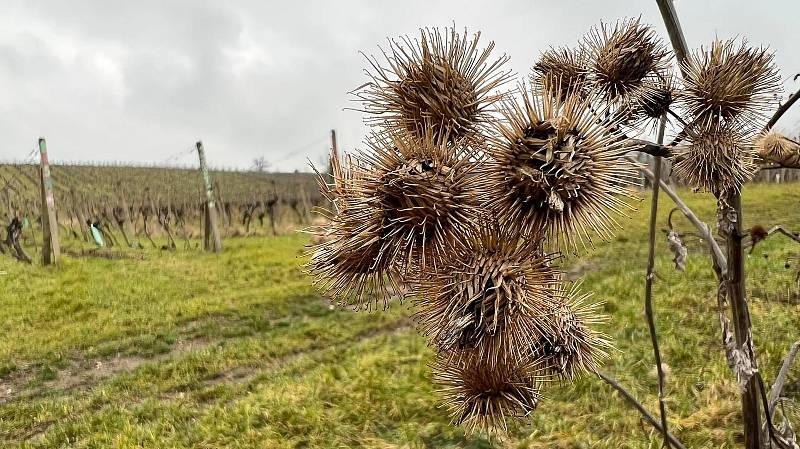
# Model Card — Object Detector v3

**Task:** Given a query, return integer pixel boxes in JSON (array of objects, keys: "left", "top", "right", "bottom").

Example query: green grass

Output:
[{"left": 1, "top": 183, "right": 798, "bottom": 448}]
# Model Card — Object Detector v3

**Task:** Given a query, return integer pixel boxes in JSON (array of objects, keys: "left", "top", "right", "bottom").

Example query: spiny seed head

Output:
[
  {"left": 308, "top": 150, "right": 402, "bottom": 310},
  {"left": 412, "top": 225, "right": 561, "bottom": 367},
  {"left": 627, "top": 72, "right": 678, "bottom": 132},
  {"left": 679, "top": 39, "right": 782, "bottom": 130},
  {"left": 354, "top": 26, "right": 512, "bottom": 145},
  {"left": 583, "top": 17, "right": 670, "bottom": 103},
  {"left": 672, "top": 123, "right": 758, "bottom": 194},
  {"left": 532, "top": 46, "right": 589, "bottom": 101},
  {"left": 480, "top": 83, "right": 639, "bottom": 252},
  {"left": 533, "top": 282, "right": 611, "bottom": 381},
  {"left": 637, "top": 76, "right": 675, "bottom": 119},
  {"left": 754, "top": 131, "right": 800, "bottom": 168},
  {"left": 308, "top": 196, "right": 402, "bottom": 311},
  {"left": 314, "top": 148, "right": 364, "bottom": 210},
  {"left": 355, "top": 130, "right": 484, "bottom": 271},
  {"left": 434, "top": 350, "right": 542, "bottom": 433}
]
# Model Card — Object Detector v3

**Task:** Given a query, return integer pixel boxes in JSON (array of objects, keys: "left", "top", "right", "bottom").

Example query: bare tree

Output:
[{"left": 251, "top": 156, "right": 270, "bottom": 173}]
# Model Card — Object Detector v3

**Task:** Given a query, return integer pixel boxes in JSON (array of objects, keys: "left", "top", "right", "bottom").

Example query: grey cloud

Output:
[{"left": 0, "top": 0, "right": 798, "bottom": 171}]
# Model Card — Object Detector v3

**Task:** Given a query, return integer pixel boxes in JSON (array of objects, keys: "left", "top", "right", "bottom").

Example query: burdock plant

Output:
[
  {"left": 678, "top": 39, "right": 781, "bottom": 129},
  {"left": 583, "top": 17, "right": 670, "bottom": 104},
  {"left": 357, "top": 129, "right": 485, "bottom": 270},
  {"left": 412, "top": 224, "right": 562, "bottom": 367},
  {"left": 534, "top": 282, "right": 612, "bottom": 381},
  {"left": 672, "top": 123, "right": 758, "bottom": 194},
  {"left": 309, "top": 14, "right": 797, "bottom": 443},
  {"left": 433, "top": 350, "right": 543, "bottom": 433},
  {"left": 755, "top": 130, "right": 800, "bottom": 169},
  {"left": 309, "top": 153, "right": 402, "bottom": 310},
  {"left": 354, "top": 27, "right": 513, "bottom": 144},
  {"left": 309, "top": 128, "right": 485, "bottom": 309},
  {"left": 672, "top": 39, "right": 781, "bottom": 193},
  {"left": 481, "top": 83, "right": 639, "bottom": 251},
  {"left": 632, "top": 71, "right": 678, "bottom": 132},
  {"left": 531, "top": 46, "right": 589, "bottom": 101}
]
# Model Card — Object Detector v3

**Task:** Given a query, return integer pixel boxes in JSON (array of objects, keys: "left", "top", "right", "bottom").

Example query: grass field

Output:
[{"left": 1, "top": 183, "right": 799, "bottom": 448}]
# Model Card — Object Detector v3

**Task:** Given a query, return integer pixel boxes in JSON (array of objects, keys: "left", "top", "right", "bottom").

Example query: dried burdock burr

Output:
[
  {"left": 532, "top": 46, "right": 589, "bottom": 101},
  {"left": 583, "top": 17, "right": 670, "bottom": 103},
  {"left": 678, "top": 39, "right": 782, "bottom": 130},
  {"left": 433, "top": 349, "right": 543, "bottom": 433},
  {"left": 308, "top": 153, "right": 402, "bottom": 310},
  {"left": 412, "top": 224, "right": 561, "bottom": 367},
  {"left": 628, "top": 71, "right": 678, "bottom": 133},
  {"left": 754, "top": 131, "right": 800, "bottom": 168},
  {"left": 353, "top": 26, "right": 513, "bottom": 145},
  {"left": 748, "top": 224, "right": 769, "bottom": 253},
  {"left": 355, "top": 130, "right": 484, "bottom": 271},
  {"left": 671, "top": 123, "right": 758, "bottom": 194},
  {"left": 481, "top": 82, "right": 639, "bottom": 252},
  {"left": 534, "top": 282, "right": 611, "bottom": 381}
]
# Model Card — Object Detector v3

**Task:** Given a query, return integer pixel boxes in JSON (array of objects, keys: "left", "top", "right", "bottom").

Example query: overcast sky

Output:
[{"left": 1, "top": 0, "right": 798, "bottom": 171}]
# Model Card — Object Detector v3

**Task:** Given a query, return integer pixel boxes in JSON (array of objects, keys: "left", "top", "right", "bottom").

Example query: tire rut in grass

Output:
[
  {"left": 0, "top": 312, "right": 412, "bottom": 405},
  {"left": 0, "top": 295, "right": 333, "bottom": 404},
  {"left": 189, "top": 318, "right": 414, "bottom": 396},
  {"left": 6, "top": 317, "right": 413, "bottom": 443}
]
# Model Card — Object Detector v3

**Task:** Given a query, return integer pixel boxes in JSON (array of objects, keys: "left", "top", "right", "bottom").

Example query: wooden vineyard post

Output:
[
  {"left": 196, "top": 141, "right": 222, "bottom": 253},
  {"left": 38, "top": 137, "right": 60, "bottom": 265},
  {"left": 330, "top": 129, "right": 338, "bottom": 175},
  {"left": 117, "top": 182, "right": 135, "bottom": 247},
  {"left": 70, "top": 190, "right": 90, "bottom": 242}
]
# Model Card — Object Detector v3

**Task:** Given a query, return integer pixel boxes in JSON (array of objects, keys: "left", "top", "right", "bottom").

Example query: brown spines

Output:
[
  {"left": 309, "top": 129, "right": 484, "bottom": 308},
  {"left": 355, "top": 26, "right": 512, "bottom": 145},
  {"left": 583, "top": 17, "right": 670, "bottom": 103},
  {"left": 533, "top": 282, "right": 611, "bottom": 381},
  {"left": 532, "top": 47, "right": 589, "bottom": 100},
  {"left": 358, "top": 131, "right": 484, "bottom": 270},
  {"left": 678, "top": 39, "right": 782, "bottom": 130},
  {"left": 637, "top": 76, "right": 675, "bottom": 119},
  {"left": 413, "top": 225, "right": 610, "bottom": 428},
  {"left": 755, "top": 131, "right": 800, "bottom": 168},
  {"left": 672, "top": 123, "right": 758, "bottom": 194},
  {"left": 412, "top": 227, "right": 561, "bottom": 367},
  {"left": 308, "top": 154, "right": 401, "bottom": 310},
  {"left": 481, "top": 83, "right": 639, "bottom": 251},
  {"left": 630, "top": 72, "right": 678, "bottom": 132},
  {"left": 670, "top": 39, "right": 781, "bottom": 193},
  {"left": 303, "top": 18, "right": 798, "bottom": 433},
  {"left": 433, "top": 350, "right": 543, "bottom": 433}
]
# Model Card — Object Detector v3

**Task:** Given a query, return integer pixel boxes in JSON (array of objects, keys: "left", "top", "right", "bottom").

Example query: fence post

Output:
[
  {"left": 38, "top": 137, "right": 60, "bottom": 265},
  {"left": 196, "top": 141, "right": 222, "bottom": 253}
]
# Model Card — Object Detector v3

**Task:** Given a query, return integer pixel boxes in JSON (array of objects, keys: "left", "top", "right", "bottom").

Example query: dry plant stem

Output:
[
  {"left": 597, "top": 372, "right": 687, "bottom": 449},
  {"left": 634, "top": 140, "right": 800, "bottom": 169},
  {"left": 637, "top": 157, "right": 764, "bottom": 448},
  {"left": 642, "top": 15, "right": 766, "bottom": 443},
  {"left": 765, "top": 226, "right": 800, "bottom": 245},
  {"left": 655, "top": 0, "right": 689, "bottom": 68},
  {"left": 633, "top": 140, "right": 671, "bottom": 157},
  {"left": 644, "top": 116, "right": 672, "bottom": 448},
  {"left": 768, "top": 340, "right": 800, "bottom": 418},
  {"left": 634, "top": 161, "right": 727, "bottom": 273},
  {"left": 719, "top": 191, "right": 762, "bottom": 449},
  {"left": 765, "top": 86, "right": 800, "bottom": 131}
]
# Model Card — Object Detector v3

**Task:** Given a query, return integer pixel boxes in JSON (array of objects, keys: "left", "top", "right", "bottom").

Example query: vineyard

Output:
[
  {"left": 3, "top": 0, "right": 800, "bottom": 446},
  {"left": 0, "top": 184, "right": 798, "bottom": 448},
  {"left": 0, "top": 160, "right": 323, "bottom": 259}
]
